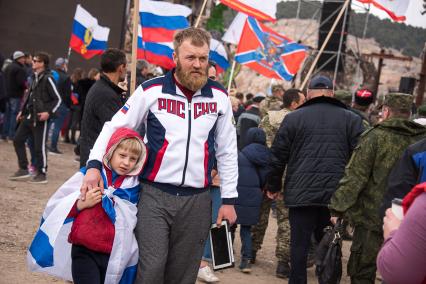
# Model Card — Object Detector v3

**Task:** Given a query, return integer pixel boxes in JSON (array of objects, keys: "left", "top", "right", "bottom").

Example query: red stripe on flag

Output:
[
  {"left": 147, "top": 139, "right": 169, "bottom": 181},
  {"left": 357, "top": 0, "right": 406, "bottom": 21},
  {"left": 69, "top": 35, "right": 104, "bottom": 59},
  {"left": 137, "top": 49, "right": 175, "bottom": 70},
  {"left": 220, "top": 0, "right": 276, "bottom": 22},
  {"left": 141, "top": 27, "right": 176, "bottom": 42}
]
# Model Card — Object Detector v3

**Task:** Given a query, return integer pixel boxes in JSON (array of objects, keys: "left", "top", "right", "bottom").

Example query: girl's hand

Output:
[{"left": 77, "top": 187, "right": 103, "bottom": 211}]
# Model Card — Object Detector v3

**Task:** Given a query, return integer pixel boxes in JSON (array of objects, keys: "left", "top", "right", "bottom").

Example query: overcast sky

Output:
[{"left": 280, "top": 0, "right": 426, "bottom": 29}]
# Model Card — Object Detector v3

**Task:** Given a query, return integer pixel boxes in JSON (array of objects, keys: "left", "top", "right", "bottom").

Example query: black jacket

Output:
[
  {"left": 381, "top": 137, "right": 426, "bottom": 217},
  {"left": 267, "top": 96, "right": 364, "bottom": 207},
  {"left": 21, "top": 70, "right": 62, "bottom": 121},
  {"left": 80, "top": 74, "right": 127, "bottom": 167},
  {"left": 237, "top": 106, "right": 261, "bottom": 149},
  {"left": 4, "top": 60, "right": 27, "bottom": 98}
]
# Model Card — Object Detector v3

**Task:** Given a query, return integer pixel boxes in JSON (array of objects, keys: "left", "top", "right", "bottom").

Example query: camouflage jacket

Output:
[
  {"left": 259, "top": 108, "right": 292, "bottom": 147},
  {"left": 259, "top": 96, "right": 282, "bottom": 118},
  {"left": 350, "top": 108, "right": 371, "bottom": 130},
  {"left": 329, "top": 118, "right": 426, "bottom": 231}
]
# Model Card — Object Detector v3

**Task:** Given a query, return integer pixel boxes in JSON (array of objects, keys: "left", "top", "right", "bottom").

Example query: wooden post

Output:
[
  {"left": 373, "top": 49, "right": 385, "bottom": 96},
  {"left": 416, "top": 43, "right": 426, "bottom": 106},
  {"left": 194, "top": 0, "right": 208, "bottom": 28},
  {"left": 227, "top": 60, "right": 237, "bottom": 93},
  {"left": 300, "top": 0, "right": 350, "bottom": 90},
  {"left": 130, "top": 0, "right": 139, "bottom": 95}
]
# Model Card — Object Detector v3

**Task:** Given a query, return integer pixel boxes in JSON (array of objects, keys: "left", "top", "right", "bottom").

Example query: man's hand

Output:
[
  {"left": 80, "top": 168, "right": 103, "bottom": 201},
  {"left": 330, "top": 216, "right": 339, "bottom": 225},
  {"left": 37, "top": 112, "right": 49, "bottom": 121},
  {"left": 77, "top": 187, "right": 103, "bottom": 211},
  {"left": 266, "top": 191, "right": 279, "bottom": 200},
  {"left": 383, "top": 208, "right": 402, "bottom": 239},
  {"left": 216, "top": 204, "right": 237, "bottom": 226}
]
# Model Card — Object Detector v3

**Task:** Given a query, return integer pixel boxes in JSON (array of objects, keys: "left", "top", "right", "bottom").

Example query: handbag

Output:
[{"left": 315, "top": 219, "right": 344, "bottom": 284}]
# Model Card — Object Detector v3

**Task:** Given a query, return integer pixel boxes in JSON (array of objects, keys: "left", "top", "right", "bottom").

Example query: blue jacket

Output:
[{"left": 235, "top": 128, "right": 271, "bottom": 225}]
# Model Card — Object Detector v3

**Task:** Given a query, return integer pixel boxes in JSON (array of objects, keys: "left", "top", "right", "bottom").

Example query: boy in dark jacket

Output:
[{"left": 235, "top": 127, "right": 271, "bottom": 273}]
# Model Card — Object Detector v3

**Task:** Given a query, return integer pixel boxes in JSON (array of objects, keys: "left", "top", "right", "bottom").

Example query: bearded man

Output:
[{"left": 81, "top": 28, "right": 238, "bottom": 284}]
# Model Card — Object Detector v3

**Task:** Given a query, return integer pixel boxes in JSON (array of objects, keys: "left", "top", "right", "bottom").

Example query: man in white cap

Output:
[{"left": 1, "top": 51, "right": 27, "bottom": 141}]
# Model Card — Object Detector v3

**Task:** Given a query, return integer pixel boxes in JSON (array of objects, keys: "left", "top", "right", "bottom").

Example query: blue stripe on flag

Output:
[
  {"left": 64, "top": 217, "right": 74, "bottom": 224},
  {"left": 114, "top": 185, "right": 141, "bottom": 204},
  {"left": 235, "top": 51, "right": 262, "bottom": 64},
  {"left": 72, "top": 20, "right": 108, "bottom": 50},
  {"left": 119, "top": 264, "right": 137, "bottom": 284},
  {"left": 29, "top": 229, "right": 54, "bottom": 268},
  {"left": 248, "top": 17, "right": 266, "bottom": 49},
  {"left": 140, "top": 12, "right": 189, "bottom": 30},
  {"left": 138, "top": 39, "right": 174, "bottom": 59},
  {"left": 209, "top": 50, "right": 229, "bottom": 71}
]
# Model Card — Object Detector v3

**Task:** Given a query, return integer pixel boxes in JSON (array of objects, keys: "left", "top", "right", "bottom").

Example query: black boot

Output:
[
  {"left": 250, "top": 250, "right": 257, "bottom": 264},
  {"left": 276, "top": 261, "right": 290, "bottom": 278}
]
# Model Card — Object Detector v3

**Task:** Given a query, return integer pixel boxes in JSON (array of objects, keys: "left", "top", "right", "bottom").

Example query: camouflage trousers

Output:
[
  {"left": 348, "top": 226, "right": 383, "bottom": 284},
  {"left": 251, "top": 194, "right": 290, "bottom": 263}
]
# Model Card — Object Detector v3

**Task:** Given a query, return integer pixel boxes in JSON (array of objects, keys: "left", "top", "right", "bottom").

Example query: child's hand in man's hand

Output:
[{"left": 77, "top": 187, "right": 103, "bottom": 211}]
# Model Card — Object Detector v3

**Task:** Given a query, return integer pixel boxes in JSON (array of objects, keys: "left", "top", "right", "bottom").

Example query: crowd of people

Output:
[{"left": 1, "top": 26, "right": 425, "bottom": 284}]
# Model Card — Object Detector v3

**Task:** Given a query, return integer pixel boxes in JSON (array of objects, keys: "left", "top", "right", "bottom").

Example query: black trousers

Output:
[
  {"left": 13, "top": 117, "right": 48, "bottom": 173},
  {"left": 288, "top": 206, "right": 331, "bottom": 284},
  {"left": 71, "top": 244, "right": 110, "bottom": 284}
]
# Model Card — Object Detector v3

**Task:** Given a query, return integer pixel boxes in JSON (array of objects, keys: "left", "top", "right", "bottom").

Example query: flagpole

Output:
[
  {"left": 300, "top": 0, "right": 350, "bottom": 90},
  {"left": 332, "top": 0, "right": 349, "bottom": 85},
  {"left": 194, "top": 0, "right": 208, "bottom": 28},
  {"left": 130, "top": 0, "right": 139, "bottom": 95},
  {"left": 227, "top": 60, "right": 237, "bottom": 93},
  {"left": 67, "top": 47, "right": 72, "bottom": 63}
]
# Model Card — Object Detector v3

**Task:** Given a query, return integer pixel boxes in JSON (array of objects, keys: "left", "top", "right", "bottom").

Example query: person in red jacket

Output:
[{"left": 67, "top": 127, "right": 147, "bottom": 284}]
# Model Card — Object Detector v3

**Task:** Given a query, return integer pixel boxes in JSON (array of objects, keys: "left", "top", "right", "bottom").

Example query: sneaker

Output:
[
  {"left": 28, "top": 173, "right": 48, "bottom": 184},
  {"left": 197, "top": 266, "right": 219, "bottom": 283},
  {"left": 9, "top": 169, "right": 31, "bottom": 180},
  {"left": 276, "top": 261, "right": 290, "bottom": 278},
  {"left": 239, "top": 259, "right": 252, "bottom": 273},
  {"left": 48, "top": 148, "right": 63, "bottom": 155},
  {"left": 250, "top": 250, "right": 257, "bottom": 264}
]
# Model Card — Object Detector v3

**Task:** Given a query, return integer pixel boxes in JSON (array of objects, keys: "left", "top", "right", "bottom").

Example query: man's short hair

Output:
[
  {"left": 173, "top": 27, "right": 211, "bottom": 53},
  {"left": 283, "top": 88, "right": 303, "bottom": 108},
  {"left": 100, "top": 48, "right": 127, "bottom": 73},
  {"left": 34, "top": 51, "right": 50, "bottom": 68},
  {"left": 235, "top": 92, "right": 244, "bottom": 101},
  {"left": 136, "top": 59, "right": 148, "bottom": 71},
  {"left": 271, "top": 84, "right": 284, "bottom": 93}
]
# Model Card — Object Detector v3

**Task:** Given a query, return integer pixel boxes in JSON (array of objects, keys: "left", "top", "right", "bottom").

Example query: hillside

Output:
[{"left": 276, "top": 1, "right": 426, "bottom": 58}]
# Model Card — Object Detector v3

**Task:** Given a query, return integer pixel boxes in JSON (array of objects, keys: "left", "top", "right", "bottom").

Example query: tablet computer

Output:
[{"left": 209, "top": 220, "right": 234, "bottom": 271}]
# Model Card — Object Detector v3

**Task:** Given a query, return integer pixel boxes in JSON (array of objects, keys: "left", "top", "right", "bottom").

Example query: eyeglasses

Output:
[{"left": 33, "top": 59, "right": 42, "bottom": 63}]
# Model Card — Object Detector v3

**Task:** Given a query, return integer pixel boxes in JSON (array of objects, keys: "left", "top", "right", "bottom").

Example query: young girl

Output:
[{"left": 27, "top": 127, "right": 147, "bottom": 284}]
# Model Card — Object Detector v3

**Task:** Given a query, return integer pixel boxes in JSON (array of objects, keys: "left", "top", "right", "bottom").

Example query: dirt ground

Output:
[{"left": 0, "top": 140, "right": 359, "bottom": 284}]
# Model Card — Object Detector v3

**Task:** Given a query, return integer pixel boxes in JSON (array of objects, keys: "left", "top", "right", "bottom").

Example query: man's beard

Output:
[{"left": 175, "top": 60, "right": 208, "bottom": 92}]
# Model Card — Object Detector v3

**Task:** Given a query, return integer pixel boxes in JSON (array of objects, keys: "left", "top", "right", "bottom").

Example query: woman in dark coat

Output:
[{"left": 235, "top": 127, "right": 271, "bottom": 272}]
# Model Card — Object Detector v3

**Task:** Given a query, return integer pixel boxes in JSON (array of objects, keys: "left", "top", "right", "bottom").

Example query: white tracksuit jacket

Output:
[{"left": 88, "top": 71, "right": 238, "bottom": 203}]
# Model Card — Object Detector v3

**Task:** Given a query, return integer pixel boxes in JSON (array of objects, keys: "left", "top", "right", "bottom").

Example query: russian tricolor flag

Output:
[
  {"left": 138, "top": 0, "right": 191, "bottom": 70},
  {"left": 210, "top": 39, "right": 229, "bottom": 74},
  {"left": 69, "top": 5, "right": 110, "bottom": 59},
  {"left": 138, "top": 0, "right": 229, "bottom": 73}
]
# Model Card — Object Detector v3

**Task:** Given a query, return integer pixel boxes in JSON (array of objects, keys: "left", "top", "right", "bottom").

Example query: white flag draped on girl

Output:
[{"left": 27, "top": 169, "right": 140, "bottom": 284}]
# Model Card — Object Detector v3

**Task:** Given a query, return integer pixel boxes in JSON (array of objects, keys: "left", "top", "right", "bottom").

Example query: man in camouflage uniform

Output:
[
  {"left": 259, "top": 84, "right": 285, "bottom": 117},
  {"left": 252, "top": 89, "right": 305, "bottom": 278},
  {"left": 329, "top": 93, "right": 426, "bottom": 284},
  {"left": 334, "top": 89, "right": 352, "bottom": 107}
]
